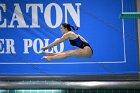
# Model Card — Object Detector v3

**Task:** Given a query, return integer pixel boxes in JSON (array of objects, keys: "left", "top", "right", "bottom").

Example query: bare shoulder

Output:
[
  {"left": 66, "top": 31, "right": 76, "bottom": 35},
  {"left": 66, "top": 32, "right": 78, "bottom": 39},
  {"left": 64, "top": 31, "right": 77, "bottom": 37},
  {"left": 61, "top": 32, "right": 76, "bottom": 40}
]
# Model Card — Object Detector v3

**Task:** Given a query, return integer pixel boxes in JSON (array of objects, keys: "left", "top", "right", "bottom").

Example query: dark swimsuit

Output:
[{"left": 69, "top": 37, "right": 93, "bottom": 54}]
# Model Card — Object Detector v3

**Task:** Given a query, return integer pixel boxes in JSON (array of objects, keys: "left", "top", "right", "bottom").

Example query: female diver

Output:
[{"left": 41, "top": 23, "right": 93, "bottom": 61}]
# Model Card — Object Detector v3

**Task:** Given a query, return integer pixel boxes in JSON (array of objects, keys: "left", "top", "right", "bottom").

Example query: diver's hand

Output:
[{"left": 41, "top": 47, "right": 47, "bottom": 51}]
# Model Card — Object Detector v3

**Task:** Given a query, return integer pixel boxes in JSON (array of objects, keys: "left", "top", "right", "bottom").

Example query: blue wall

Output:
[{"left": 0, "top": 0, "right": 138, "bottom": 75}]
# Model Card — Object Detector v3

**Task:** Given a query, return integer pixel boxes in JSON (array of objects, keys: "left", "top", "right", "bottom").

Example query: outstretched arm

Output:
[{"left": 41, "top": 32, "right": 70, "bottom": 50}]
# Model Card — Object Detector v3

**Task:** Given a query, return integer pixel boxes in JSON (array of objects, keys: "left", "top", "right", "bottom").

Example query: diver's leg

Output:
[{"left": 42, "top": 47, "right": 92, "bottom": 61}]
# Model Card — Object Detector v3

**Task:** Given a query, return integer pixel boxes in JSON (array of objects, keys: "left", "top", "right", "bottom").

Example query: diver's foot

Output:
[
  {"left": 42, "top": 52, "right": 56, "bottom": 56},
  {"left": 41, "top": 56, "right": 51, "bottom": 61},
  {"left": 42, "top": 51, "right": 47, "bottom": 54}
]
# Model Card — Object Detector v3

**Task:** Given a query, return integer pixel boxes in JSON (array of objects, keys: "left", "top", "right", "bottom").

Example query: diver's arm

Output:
[{"left": 41, "top": 33, "right": 70, "bottom": 50}]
